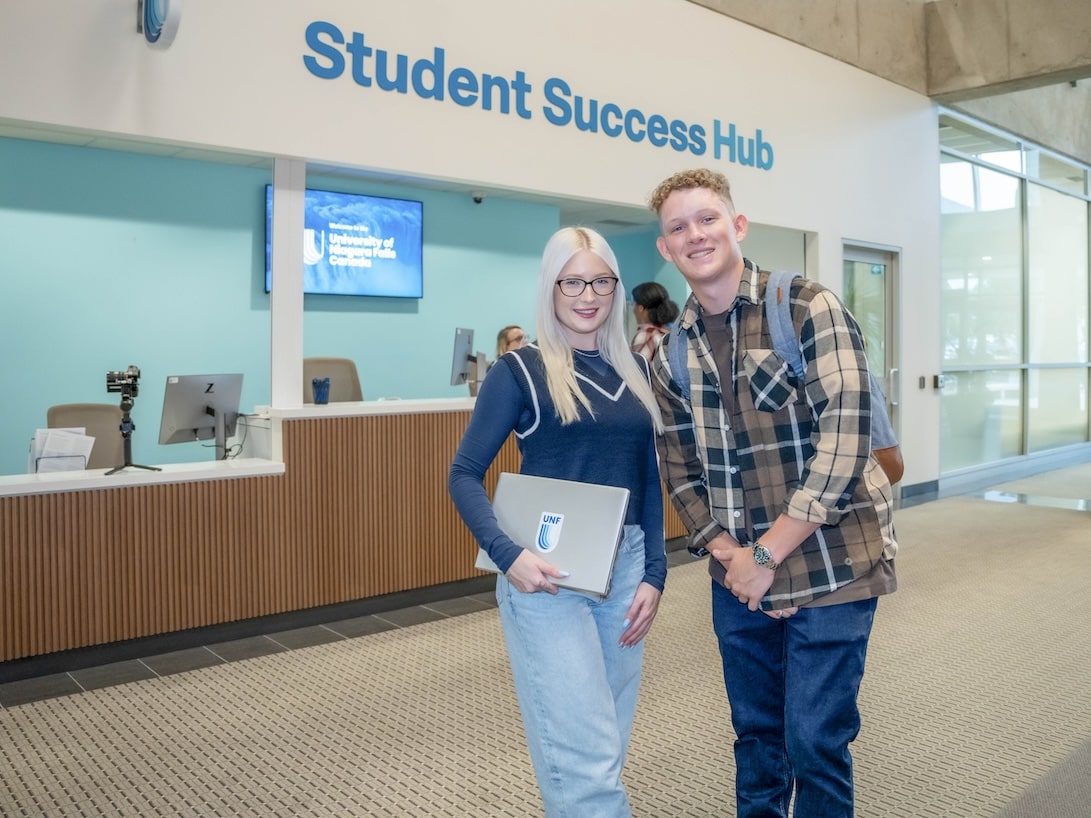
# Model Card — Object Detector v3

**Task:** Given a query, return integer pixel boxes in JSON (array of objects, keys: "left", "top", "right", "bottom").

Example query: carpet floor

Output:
[{"left": 2, "top": 466, "right": 1090, "bottom": 816}]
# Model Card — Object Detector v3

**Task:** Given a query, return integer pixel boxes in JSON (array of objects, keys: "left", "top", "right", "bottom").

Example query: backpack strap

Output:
[
  {"left": 764, "top": 269, "right": 804, "bottom": 379},
  {"left": 666, "top": 320, "right": 690, "bottom": 401},
  {"left": 764, "top": 269, "right": 901, "bottom": 463},
  {"left": 669, "top": 270, "right": 802, "bottom": 401}
]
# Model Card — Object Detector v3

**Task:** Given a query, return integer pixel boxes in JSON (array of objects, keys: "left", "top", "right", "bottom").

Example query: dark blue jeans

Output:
[{"left": 711, "top": 581, "right": 877, "bottom": 818}]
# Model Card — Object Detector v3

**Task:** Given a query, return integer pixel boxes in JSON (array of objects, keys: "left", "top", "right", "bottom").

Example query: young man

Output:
[{"left": 648, "top": 168, "right": 897, "bottom": 818}]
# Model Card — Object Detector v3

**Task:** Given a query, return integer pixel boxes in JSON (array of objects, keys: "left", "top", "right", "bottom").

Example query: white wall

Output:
[{"left": 0, "top": 0, "right": 942, "bottom": 486}]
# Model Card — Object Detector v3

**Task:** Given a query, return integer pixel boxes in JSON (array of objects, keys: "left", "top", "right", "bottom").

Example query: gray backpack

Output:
[{"left": 666, "top": 269, "right": 903, "bottom": 482}]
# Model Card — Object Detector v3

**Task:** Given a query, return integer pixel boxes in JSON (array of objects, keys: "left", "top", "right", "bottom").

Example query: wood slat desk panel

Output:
[
  {"left": 1, "top": 412, "right": 505, "bottom": 661},
  {"left": 1, "top": 410, "right": 685, "bottom": 662}
]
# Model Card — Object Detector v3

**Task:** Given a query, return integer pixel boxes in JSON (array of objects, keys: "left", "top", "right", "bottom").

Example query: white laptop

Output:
[{"left": 474, "top": 472, "right": 631, "bottom": 596}]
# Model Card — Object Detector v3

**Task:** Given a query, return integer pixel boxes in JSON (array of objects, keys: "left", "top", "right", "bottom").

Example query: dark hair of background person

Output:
[{"left": 631, "top": 282, "right": 680, "bottom": 327}]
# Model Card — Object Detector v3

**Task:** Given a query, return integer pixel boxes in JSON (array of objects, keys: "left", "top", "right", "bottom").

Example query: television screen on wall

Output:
[{"left": 265, "top": 186, "right": 423, "bottom": 298}]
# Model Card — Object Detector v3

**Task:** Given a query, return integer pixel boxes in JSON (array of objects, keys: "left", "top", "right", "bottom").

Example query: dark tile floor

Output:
[{"left": 0, "top": 548, "right": 695, "bottom": 709}]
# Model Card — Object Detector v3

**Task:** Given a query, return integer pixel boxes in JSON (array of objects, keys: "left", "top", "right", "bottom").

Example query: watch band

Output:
[{"left": 751, "top": 541, "right": 779, "bottom": 571}]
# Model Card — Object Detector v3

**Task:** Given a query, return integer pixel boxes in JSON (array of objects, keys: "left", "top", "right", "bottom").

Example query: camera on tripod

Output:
[
  {"left": 102, "top": 364, "right": 158, "bottom": 475},
  {"left": 106, "top": 365, "right": 141, "bottom": 399}
]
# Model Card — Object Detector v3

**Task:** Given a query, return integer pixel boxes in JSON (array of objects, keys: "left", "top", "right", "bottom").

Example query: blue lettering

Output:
[
  {"left": 624, "top": 108, "right": 645, "bottom": 142},
  {"left": 542, "top": 77, "right": 572, "bottom": 126},
  {"left": 739, "top": 134, "right": 756, "bottom": 167},
  {"left": 646, "top": 114, "right": 669, "bottom": 147},
  {"left": 689, "top": 123, "right": 707, "bottom": 156},
  {"left": 346, "top": 31, "right": 374, "bottom": 87},
  {"left": 448, "top": 67, "right": 478, "bottom": 107},
  {"left": 375, "top": 50, "right": 408, "bottom": 92},
  {"left": 600, "top": 103, "right": 623, "bottom": 137},
  {"left": 304, "top": 22, "right": 533, "bottom": 119},
  {"left": 303, "top": 20, "right": 345, "bottom": 79},
  {"left": 543, "top": 514, "right": 563, "bottom": 524},
  {"left": 713, "top": 120, "right": 736, "bottom": 163},
  {"left": 668, "top": 119, "right": 689, "bottom": 152},
  {"left": 411, "top": 47, "right": 445, "bottom": 100},
  {"left": 713, "top": 121, "right": 774, "bottom": 169},
  {"left": 574, "top": 96, "right": 599, "bottom": 133},
  {"left": 301, "top": 23, "right": 768, "bottom": 166},
  {"left": 510, "top": 72, "right": 533, "bottom": 119},
  {"left": 757, "top": 129, "right": 774, "bottom": 169},
  {"left": 480, "top": 74, "right": 509, "bottom": 113}
]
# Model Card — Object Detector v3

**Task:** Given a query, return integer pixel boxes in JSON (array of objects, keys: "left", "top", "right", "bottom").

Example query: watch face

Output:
[{"left": 753, "top": 544, "right": 774, "bottom": 566}]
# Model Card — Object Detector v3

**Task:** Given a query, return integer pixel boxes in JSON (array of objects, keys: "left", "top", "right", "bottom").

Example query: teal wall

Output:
[
  {"left": 610, "top": 230, "right": 671, "bottom": 297},
  {"left": 300, "top": 171, "right": 555, "bottom": 401},
  {"left": 2, "top": 139, "right": 695, "bottom": 476},
  {"left": 1, "top": 139, "right": 273, "bottom": 474},
  {"left": 0, "top": 138, "right": 568, "bottom": 474}
]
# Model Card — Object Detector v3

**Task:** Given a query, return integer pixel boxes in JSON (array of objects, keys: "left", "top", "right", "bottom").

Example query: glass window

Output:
[
  {"left": 1025, "top": 148, "right": 1088, "bottom": 195},
  {"left": 939, "top": 157, "right": 975, "bottom": 212},
  {"left": 939, "top": 370, "right": 1023, "bottom": 471},
  {"left": 941, "top": 161, "right": 1023, "bottom": 366},
  {"left": 939, "top": 114, "right": 1022, "bottom": 173},
  {"left": 940, "top": 110, "right": 1091, "bottom": 473},
  {"left": 1027, "top": 368, "right": 1089, "bottom": 452},
  {"left": 1027, "top": 183, "right": 1089, "bottom": 363}
]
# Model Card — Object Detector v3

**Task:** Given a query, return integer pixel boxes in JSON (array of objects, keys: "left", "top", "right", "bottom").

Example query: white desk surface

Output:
[
  {"left": 264, "top": 397, "right": 475, "bottom": 419},
  {"left": 3, "top": 399, "right": 476, "bottom": 498},
  {"left": 0, "top": 458, "right": 285, "bottom": 498}
]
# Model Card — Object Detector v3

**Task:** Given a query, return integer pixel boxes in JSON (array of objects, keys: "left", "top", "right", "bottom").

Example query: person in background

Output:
[
  {"left": 449, "top": 226, "right": 666, "bottom": 818},
  {"left": 495, "top": 324, "right": 528, "bottom": 360},
  {"left": 629, "top": 281, "right": 680, "bottom": 362},
  {"left": 647, "top": 168, "right": 897, "bottom": 818}
]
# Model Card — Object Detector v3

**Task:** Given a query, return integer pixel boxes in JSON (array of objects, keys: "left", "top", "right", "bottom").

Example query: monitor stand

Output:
[
  {"left": 208, "top": 407, "right": 231, "bottom": 461},
  {"left": 468, "top": 351, "right": 488, "bottom": 397}
]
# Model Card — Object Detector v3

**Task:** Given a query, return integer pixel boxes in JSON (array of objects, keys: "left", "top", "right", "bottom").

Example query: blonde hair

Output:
[
  {"left": 534, "top": 227, "right": 662, "bottom": 432},
  {"left": 648, "top": 167, "right": 735, "bottom": 215},
  {"left": 495, "top": 325, "right": 524, "bottom": 359}
]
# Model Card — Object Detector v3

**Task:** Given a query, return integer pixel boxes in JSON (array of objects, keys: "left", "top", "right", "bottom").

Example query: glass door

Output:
[{"left": 843, "top": 244, "right": 900, "bottom": 442}]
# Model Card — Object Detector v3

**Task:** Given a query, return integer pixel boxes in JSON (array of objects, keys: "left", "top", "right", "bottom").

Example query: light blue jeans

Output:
[{"left": 496, "top": 525, "right": 646, "bottom": 818}]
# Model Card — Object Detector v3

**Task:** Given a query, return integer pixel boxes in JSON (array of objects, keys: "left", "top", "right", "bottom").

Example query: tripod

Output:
[{"left": 105, "top": 393, "right": 161, "bottom": 475}]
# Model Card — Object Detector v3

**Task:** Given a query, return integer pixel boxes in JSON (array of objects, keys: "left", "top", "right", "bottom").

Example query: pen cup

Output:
[{"left": 312, "top": 377, "right": 331, "bottom": 405}]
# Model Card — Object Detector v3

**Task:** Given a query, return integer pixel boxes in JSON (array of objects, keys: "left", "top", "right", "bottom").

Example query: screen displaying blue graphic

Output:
[{"left": 265, "top": 186, "right": 423, "bottom": 297}]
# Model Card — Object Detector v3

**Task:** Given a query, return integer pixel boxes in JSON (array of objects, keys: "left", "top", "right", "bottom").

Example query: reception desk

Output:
[{"left": 0, "top": 398, "right": 686, "bottom": 664}]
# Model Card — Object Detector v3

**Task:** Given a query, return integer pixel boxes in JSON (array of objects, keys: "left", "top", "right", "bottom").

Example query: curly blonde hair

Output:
[{"left": 647, "top": 168, "right": 735, "bottom": 215}]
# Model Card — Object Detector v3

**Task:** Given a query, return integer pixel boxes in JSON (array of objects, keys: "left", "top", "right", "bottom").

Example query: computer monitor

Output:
[
  {"left": 158, "top": 374, "right": 245, "bottom": 460},
  {"left": 450, "top": 328, "right": 475, "bottom": 387}
]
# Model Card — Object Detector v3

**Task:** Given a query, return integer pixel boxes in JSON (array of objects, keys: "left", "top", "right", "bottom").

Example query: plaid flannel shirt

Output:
[
  {"left": 651, "top": 260, "right": 897, "bottom": 608},
  {"left": 631, "top": 323, "right": 668, "bottom": 363}
]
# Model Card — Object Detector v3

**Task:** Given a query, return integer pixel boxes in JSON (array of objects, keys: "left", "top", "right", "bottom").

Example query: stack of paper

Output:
[{"left": 29, "top": 428, "right": 95, "bottom": 473}]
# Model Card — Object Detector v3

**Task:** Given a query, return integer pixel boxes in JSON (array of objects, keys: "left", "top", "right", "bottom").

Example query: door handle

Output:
[{"left": 888, "top": 367, "right": 899, "bottom": 406}]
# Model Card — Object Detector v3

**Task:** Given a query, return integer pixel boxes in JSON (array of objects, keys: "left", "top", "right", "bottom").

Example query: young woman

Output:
[
  {"left": 629, "top": 281, "right": 680, "bottom": 362},
  {"left": 448, "top": 227, "right": 665, "bottom": 818}
]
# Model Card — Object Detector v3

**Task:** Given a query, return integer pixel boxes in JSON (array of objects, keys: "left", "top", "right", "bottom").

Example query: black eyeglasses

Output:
[{"left": 556, "top": 276, "right": 619, "bottom": 297}]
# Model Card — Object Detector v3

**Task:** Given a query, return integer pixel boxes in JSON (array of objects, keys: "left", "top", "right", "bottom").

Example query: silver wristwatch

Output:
[{"left": 751, "top": 542, "right": 779, "bottom": 571}]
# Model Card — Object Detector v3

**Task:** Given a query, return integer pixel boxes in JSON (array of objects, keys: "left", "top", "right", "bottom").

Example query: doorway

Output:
[{"left": 842, "top": 244, "right": 901, "bottom": 443}]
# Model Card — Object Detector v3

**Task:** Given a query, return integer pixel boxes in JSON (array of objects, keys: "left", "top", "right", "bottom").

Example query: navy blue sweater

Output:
[{"left": 448, "top": 345, "right": 666, "bottom": 591}]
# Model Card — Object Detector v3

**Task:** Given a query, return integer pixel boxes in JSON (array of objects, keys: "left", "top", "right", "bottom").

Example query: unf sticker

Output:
[{"left": 536, "top": 512, "right": 564, "bottom": 552}]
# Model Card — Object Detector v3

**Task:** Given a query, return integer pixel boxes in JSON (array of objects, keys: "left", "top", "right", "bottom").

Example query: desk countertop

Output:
[
  {"left": 263, "top": 397, "right": 475, "bottom": 420},
  {"left": 4, "top": 399, "right": 476, "bottom": 497},
  {"left": 0, "top": 458, "right": 285, "bottom": 498}
]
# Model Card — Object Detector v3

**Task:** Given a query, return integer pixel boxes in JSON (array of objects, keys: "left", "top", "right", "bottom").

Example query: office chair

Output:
[
  {"left": 302, "top": 357, "right": 364, "bottom": 403},
  {"left": 45, "top": 403, "right": 125, "bottom": 470}
]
